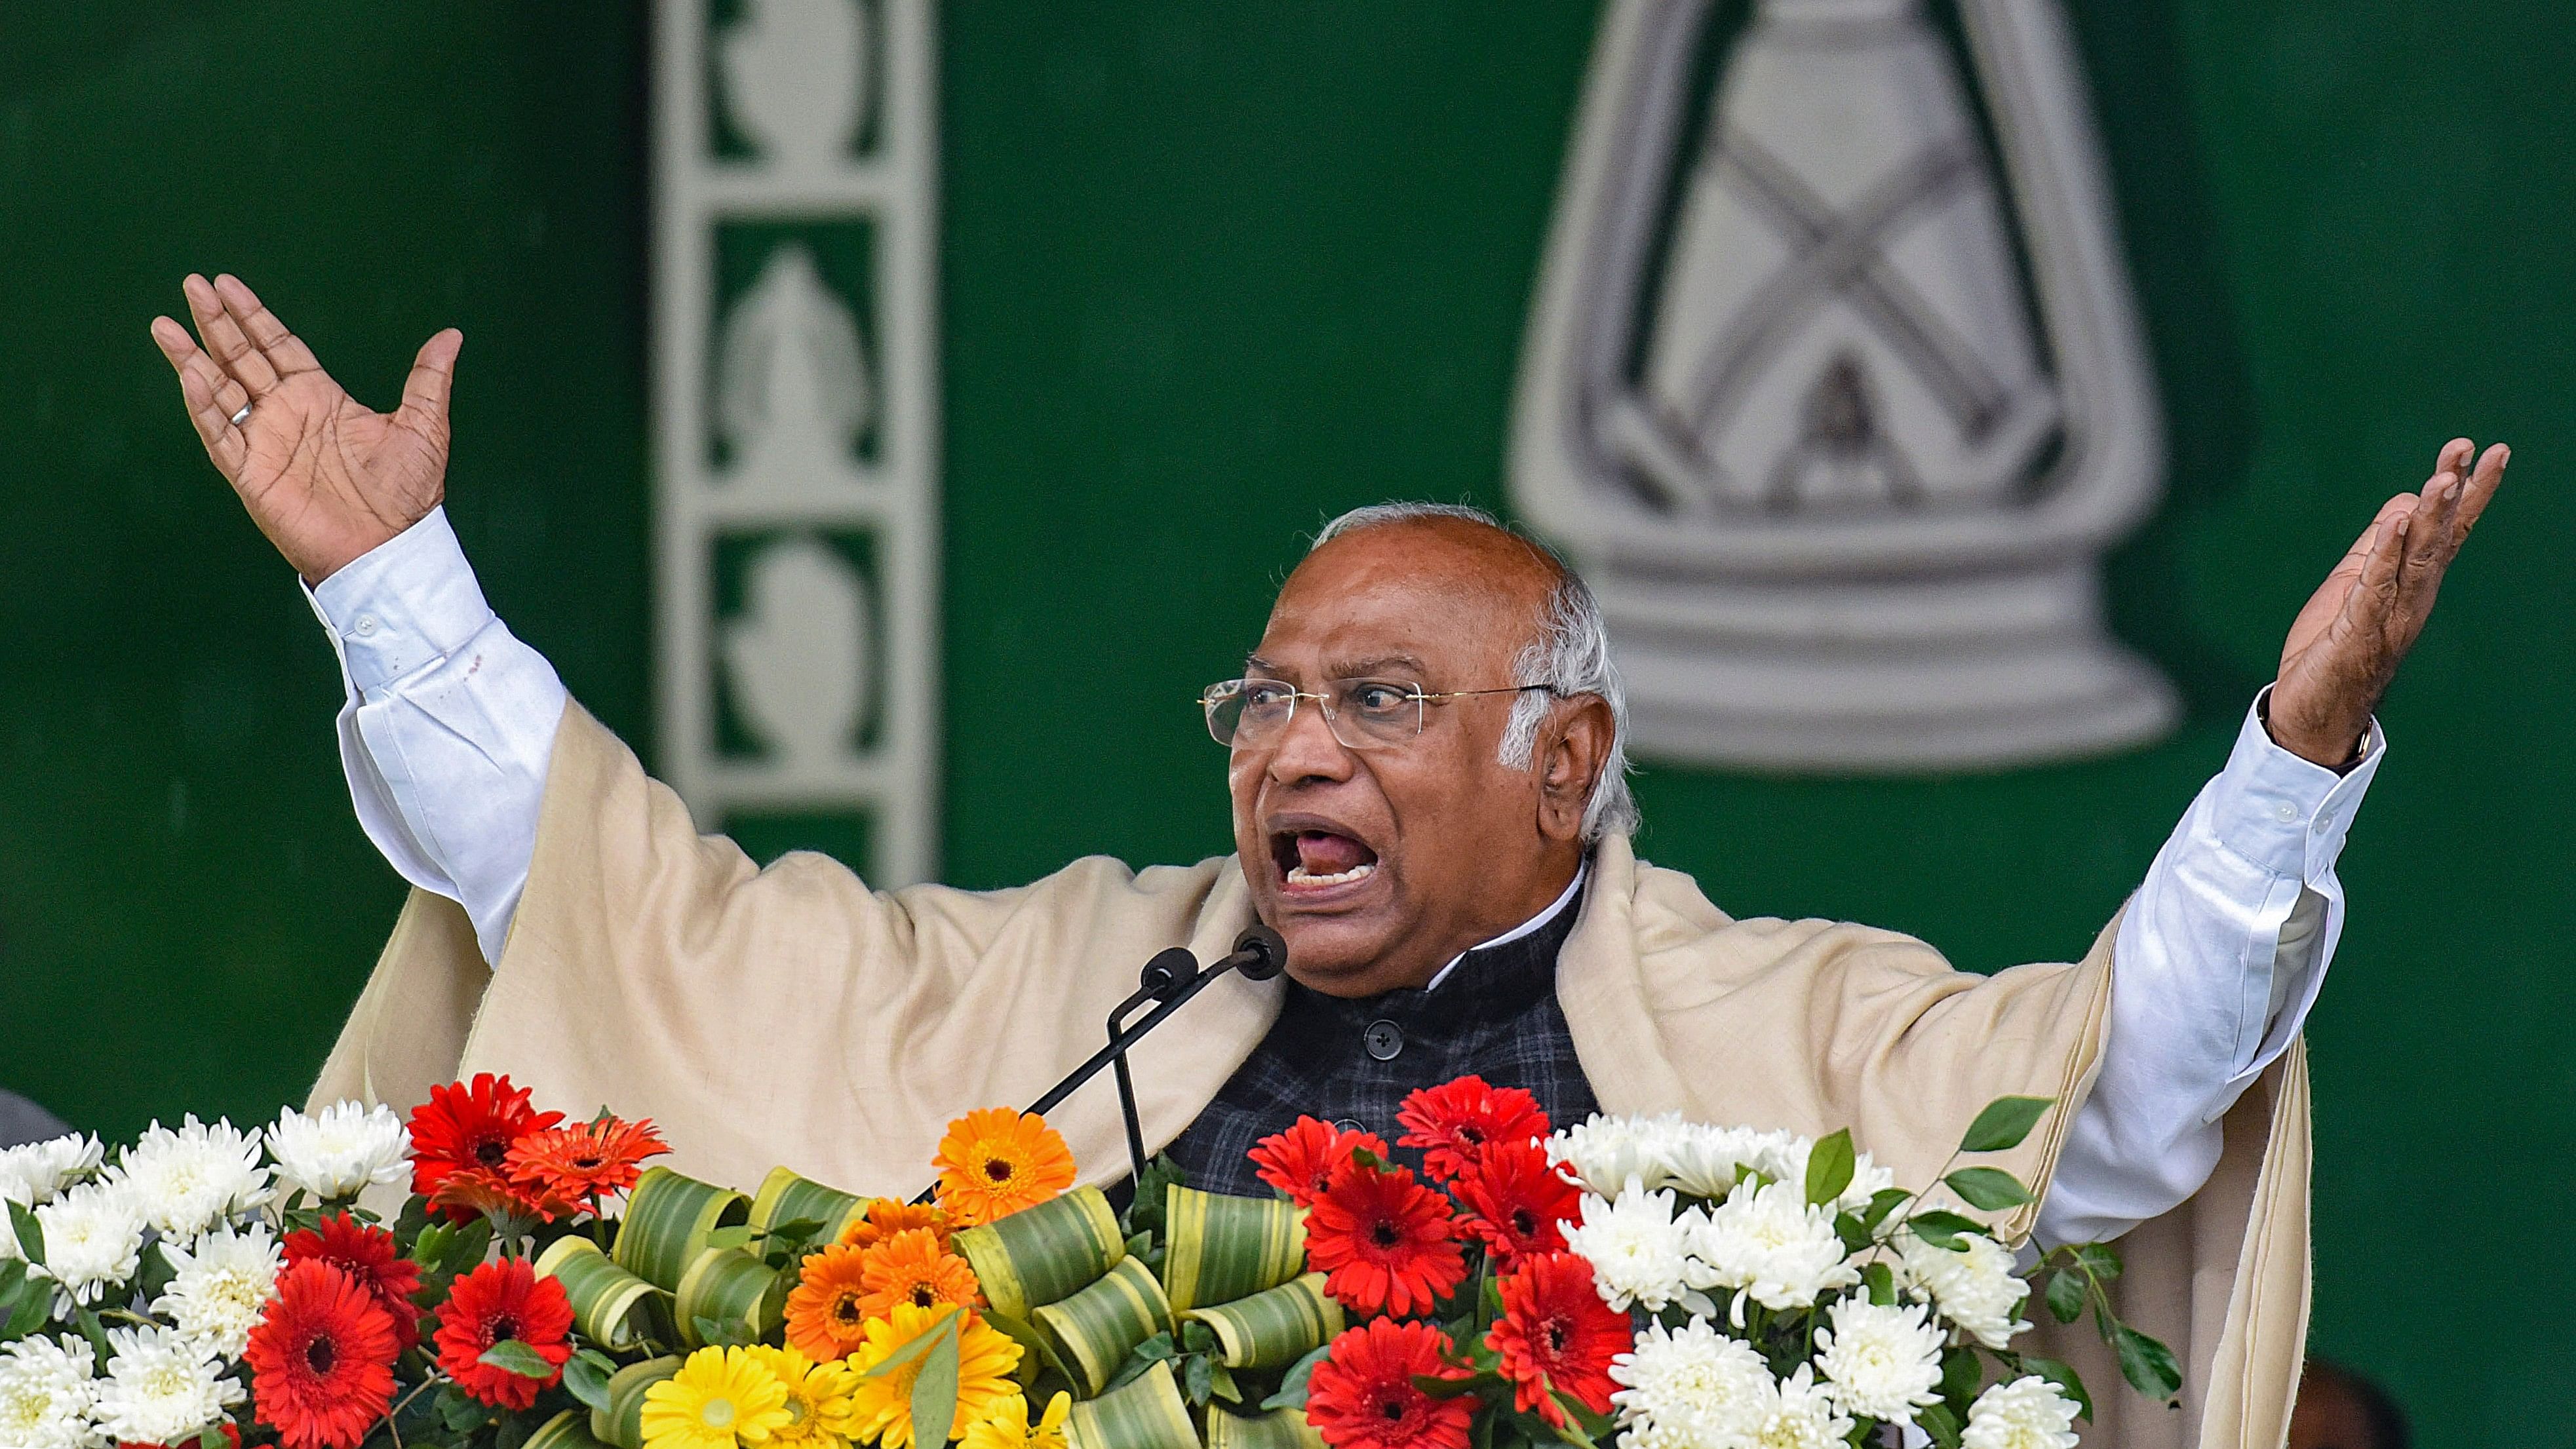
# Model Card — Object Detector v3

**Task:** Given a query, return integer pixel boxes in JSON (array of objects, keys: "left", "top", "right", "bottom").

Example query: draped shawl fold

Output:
[{"left": 313, "top": 703, "right": 2307, "bottom": 1448}]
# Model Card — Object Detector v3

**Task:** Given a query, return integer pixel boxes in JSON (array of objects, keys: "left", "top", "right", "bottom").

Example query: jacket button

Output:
[
  {"left": 1333, "top": 1118, "right": 1366, "bottom": 1135},
  {"left": 1364, "top": 1020, "right": 1403, "bottom": 1061}
]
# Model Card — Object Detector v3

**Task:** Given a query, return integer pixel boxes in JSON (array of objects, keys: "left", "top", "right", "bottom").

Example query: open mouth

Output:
[{"left": 1270, "top": 826, "right": 1380, "bottom": 891}]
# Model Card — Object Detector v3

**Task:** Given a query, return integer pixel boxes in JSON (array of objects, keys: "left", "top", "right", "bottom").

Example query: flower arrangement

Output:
[{"left": 0, "top": 1072, "right": 2175, "bottom": 1449}]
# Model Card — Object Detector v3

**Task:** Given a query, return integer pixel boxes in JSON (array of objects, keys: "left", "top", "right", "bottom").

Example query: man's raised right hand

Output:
[{"left": 151, "top": 273, "right": 461, "bottom": 584}]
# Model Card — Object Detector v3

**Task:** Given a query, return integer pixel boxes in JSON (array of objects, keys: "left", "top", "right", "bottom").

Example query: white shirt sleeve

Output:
[
  {"left": 306, "top": 508, "right": 566, "bottom": 967},
  {"left": 2035, "top": 689, "right": 2384, "bottom": 1246}
]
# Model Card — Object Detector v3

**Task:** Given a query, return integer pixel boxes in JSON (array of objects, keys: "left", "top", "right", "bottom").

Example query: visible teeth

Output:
[{"left": 1286, "top": 862, "right": 1376, "bottom": 888}]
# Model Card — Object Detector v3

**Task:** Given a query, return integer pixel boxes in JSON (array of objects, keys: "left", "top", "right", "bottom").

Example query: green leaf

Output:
[
  {"left": 478, "top": 1338, "right": 560, "bottom": 1380},
  {"left": 1804, "top": 1129, "right": 1856, "bottom": 1207},
  {"left": 1130, "top": 1331, "right": 1177, "bottom": 1364},
  {"left": 1180, "top": 1319, "right": 1217, "bottom": 1355},
  {"left": 1943, "top": 1168, "right": 2035, "bottom": 1212},
  {"left": 1122, "top": 1154, "right": 1184, "bottom": 1239},
  {"left": 72, "top": 1308, "right": 109, "bottom": 1367},
  {"left": 1412, "top": 1370, "right": 1502, "bottom": 1401},
  {"left": 2044, "top": 1269, "right": 2084, "bottom": 1324},
  {"left": 2020, "top": 1355, "right": 2094, "bottom": 1421},
  {"left": 1862, "top": 1262, "right": 1895, "bottom": 1307},
  {"left": 1260, "top": 1343, "right": 1331, "bottom": 1412},
  {"left": 497, "top": 1410, "right": 534, "bottom": 1449},
  {"left": 1940, "top": 1345, "right": 1983, "bottom": 1406},
  {"left": 1959, "top": 1097, "right": 2055, "bottom": 1154},
  {"left": 910, "top": 1325, "right": 962, "bottom": 1449},
  {"left": 1905, "top": 1211, "right": 1983, "bottom": 1251},
  {"left": 1861, "top": 1188, "right": 1912, "bottom": 1233},
  {"left": 438, "top": 1383, "right": 487, "bottom": 1433},
  {"left": 1208, "top": 1361, "right": 1241, "bottom": 1404},
  {"left": 1182, "top": 1353, "right": 1215, "bottom": 1405},
  {"left": 860, "top": 1307, "right": 963, "bottom": 1381},
  {"left": 562, "top": 1350, "right": 614, "bottom": 1414},
  {"left": 1918, "top": 1400, "right": 1964, "bottom": 1449},
  {"left": 2112, "top": 1325, "right": 2182, "bottom": 1400},
  {"left": 7, "top": 1202, "right": 44, "bottom": 1267},
  {"left": 692, "top": 1316, "right": 755, "bottom": 1349},
  {"left": 134, "top": 1242, "right": 179, "bottom": 1302},
  {"left": 703, "top": 1225, "right": 757, "bottom": 1252},
  {"left": 2072, "top": 1242, "right": 2124, "bottom": 1284},
  {"left": 1833, "top": 1212, "right": 1871, "bottom": 1256},
  {"left": 197, "top": 1426, "right": 227, "bottom": 1449}
]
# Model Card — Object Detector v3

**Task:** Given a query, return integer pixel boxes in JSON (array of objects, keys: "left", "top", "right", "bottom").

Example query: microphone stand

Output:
[{"left": 912, "top": 925, "right": 1287, "bottom": 1203}]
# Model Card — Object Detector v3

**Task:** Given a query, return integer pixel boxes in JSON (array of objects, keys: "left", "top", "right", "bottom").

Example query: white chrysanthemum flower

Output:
[
  {"left": 106, "top": 1117, "right": 269, "bottom": 1244},
  {"left": 1687, "top": 1179, "right": 1860, "bottom": 1313},
  {"left": 1563, "top": 1181, "right": 1700, "bottom": 1312},
  {"left": 1658, "top": 1125, "right": 1776, "bottom": 1201},
  {"left": 1814, "top": 1297, "right": 1945, "bottom": 1423},
  {"left": 1742, "top": 1364, "right": 1854, "bottom": 1448},
  {"left": 1898, "top": 1232, "right": 2031, "bottom": 1351},
  {"left": 1551, "top": 1113, "right": 1691, "bottom": 1196},
  {"left": 153, "top": 1222, "right": 282, "bottom": 1360},
  {"left": 265, "top": 1100, "right": 410, "bottom": 1203},
  {"left": 1609, "top": 1317, "right": 1771, "bottom": 1446},
  {"left": 1744, "top": 1136, "right": 1898, "bottom": 1216},
  {"left": 0, "top": 1335, "right": 104, "bottom": 1449},
  {"left": 1961, "top": 1375, "right": 2082, "bottom": 1449},
  {"left": 90, "top": 1325, "right": 242, "bottom": 1449},
  {"left": 0, "top": 1134, "right": 106, "bottom": 1209},
  {"left": 32, "top": 1182, "right": 146, "bottom": 1307}
]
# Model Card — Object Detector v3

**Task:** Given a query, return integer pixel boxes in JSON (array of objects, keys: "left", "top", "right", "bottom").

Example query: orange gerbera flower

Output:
[
  {"left": 783, "top": 1243, "right": 874, "bottom": 1364},
  {"left": 504, "top": 1115, "right": 669, "bottom": 1207},
  {"left": 933, "top": 1110, "right": 1076, "bottom": 1227},
  {"left": 838, "top": 1196, "right": 953, "bottom": 1252},
  {"left": 859, "top": 1227, "right": 983, "bottom": 1321}
]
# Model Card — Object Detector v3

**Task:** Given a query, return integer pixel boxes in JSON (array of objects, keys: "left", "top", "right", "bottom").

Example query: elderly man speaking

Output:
[{"left": 155, "top": 274, "right": 2501, "bottom": 1445}]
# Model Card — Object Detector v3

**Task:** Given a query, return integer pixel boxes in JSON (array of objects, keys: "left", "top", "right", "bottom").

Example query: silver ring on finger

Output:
[{"left": 229, "top": 402, "right": 252, "bottom": 427}]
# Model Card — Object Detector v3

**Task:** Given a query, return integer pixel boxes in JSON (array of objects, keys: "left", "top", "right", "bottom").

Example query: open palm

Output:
[
  {"left": 151, "top": 273, "right": 461, "bottom": 582},
  {"left": 2267, "top": 438, "right": 2508, "bottom": 765}
]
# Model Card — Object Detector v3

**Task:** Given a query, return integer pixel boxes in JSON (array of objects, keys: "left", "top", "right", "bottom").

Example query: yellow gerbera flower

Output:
[
  {"left": 933, "top": 1110, "right": 1076, "bottom": 1227},
  {"left": 749, "top": 1345, "right": 863, "bottom": 1447},
  {"left": 642, "top": 1345, "right": 794, "bottom": 1449},
  {"left": 960, "top": 1391, "right": 1070, "bottom": 1449},
  {"left": 846, "top": 1302, "right": 1025, "bottom": 1449}
]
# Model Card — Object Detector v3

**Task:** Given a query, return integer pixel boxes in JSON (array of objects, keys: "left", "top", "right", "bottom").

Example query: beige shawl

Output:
[{"left": 313, "top": 703, "right": 2306, "bottom": 1447}]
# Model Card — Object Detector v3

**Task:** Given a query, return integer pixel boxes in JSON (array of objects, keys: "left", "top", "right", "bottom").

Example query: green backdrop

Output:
[{"left": 3, "top": 3, "right": 2568, "bottom": 1439}]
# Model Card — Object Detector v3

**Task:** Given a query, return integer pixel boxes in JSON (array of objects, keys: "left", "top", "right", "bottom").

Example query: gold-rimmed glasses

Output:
[{"left": 1200, "top": 677, "right": 1553, "bottom": 751}]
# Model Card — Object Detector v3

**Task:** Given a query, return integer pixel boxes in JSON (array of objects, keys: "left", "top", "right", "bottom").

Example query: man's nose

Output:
[{"left": 1266, "top": 694, "right": 1356, "bottom": 784}]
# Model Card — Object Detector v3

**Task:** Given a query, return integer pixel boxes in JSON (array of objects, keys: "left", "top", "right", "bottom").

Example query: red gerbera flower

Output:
[
  {"left": 503, "top": 1115, "right": 669, "bottom": 1207},
  {"left": 1395, "top": 1075, "right": 1547, "bottom": 1184},
  {"left": 1484, "top": 1253, "right": 1627, "bottom": 1428},
  {"left": 1453, "top": 1137, "right": 1580, "bottom": 1271},
  {"left": 1247, "top": 1117, "right": 1390, "bottom": 1208},
  {"left": 1306, "top": 1163, "right": 1466, "bottom": 1317},
  {"left": 407, "top": 1073, "right": 564, "bottom": 1200},
  {"left": 1306, "top": 1319, "right": 1474, "bottom": 1449},
  {"left": 245, "top": 1260, "right": 400, "bottom": 1449},
  {"left": 282, "top": 1212, "right": 425, "bottom": 1350},
  {"left": 433, "top": 1258, "right": 576, "bottom": 1410}
]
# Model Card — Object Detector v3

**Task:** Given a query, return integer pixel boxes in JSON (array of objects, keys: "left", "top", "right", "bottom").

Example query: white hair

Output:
[{"left": 1310, "top": 502, "right": 1641, "bottom": 841}]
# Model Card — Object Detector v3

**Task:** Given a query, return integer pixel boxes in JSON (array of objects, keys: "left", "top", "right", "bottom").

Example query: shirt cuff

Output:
[
  {"left": 2202, "top": 685, "right": 2386, "bottom": 883},
  {"left": 305, "top": 509, "right": 496, "bottom": 695}
]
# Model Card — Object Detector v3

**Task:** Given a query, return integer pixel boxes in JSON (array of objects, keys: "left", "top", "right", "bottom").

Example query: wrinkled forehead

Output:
[{"left": 1252, "top": 526, "right": 1552, "bottom": 684}]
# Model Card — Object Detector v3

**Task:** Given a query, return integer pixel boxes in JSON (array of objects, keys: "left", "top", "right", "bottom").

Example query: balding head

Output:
[{"left": 1218, "top": 502, "right": 1631, "bottom": 997}]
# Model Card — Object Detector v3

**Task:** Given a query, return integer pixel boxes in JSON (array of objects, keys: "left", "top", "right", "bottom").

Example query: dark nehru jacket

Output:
[{"left": 1163, "top": 874, "right": 1596, "bottom": 1195}]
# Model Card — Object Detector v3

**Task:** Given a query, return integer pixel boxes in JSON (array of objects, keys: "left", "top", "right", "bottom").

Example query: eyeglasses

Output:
[{"left": 1200, "top": 677, "right": 1555, "bottom": 751}]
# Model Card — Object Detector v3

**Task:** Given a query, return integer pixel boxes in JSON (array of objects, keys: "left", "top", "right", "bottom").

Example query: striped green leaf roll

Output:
[
  {"left": 1035, "top": 1255, "right": 1173, "bottom": 1397},
  {"left": 1178, "top": 1273, "right": 1340, "bottom": 1371},
  {"left": 1065, "top": 1358, "right": 1200, "bottom": 1449},
  {"left": 589, "top": 1354, "right": 680, "bottom": 1449},
  {"left": 952, "top": 1185, "right": 1124, "bottom": 1321},
  {"left": 535, "top": 1236, "right": 669, "bottom": 1351},
  {"left": 523, "top": 1408, "right": 616, "bottom": 1449},
  {"left": 1160, "top": 1186, "right": 1306, "bottom": 1314},
  {"left": 673, "top": 1247, "right": 791, "bottom": 1348},
  {"left": 747, "top": 1165, "right": 867, "bottom": 1243},
  {"left": 1203, "top": 1406, "right": 1326, "bottom": 1449},
  {"left": 614, "top": 1167, "right": 750, "bottom": 1292}
]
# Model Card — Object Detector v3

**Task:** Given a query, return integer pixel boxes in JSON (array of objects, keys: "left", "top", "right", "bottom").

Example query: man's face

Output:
[{"left": 1226, "top": 523, "right": 1575, "bottom": 997}]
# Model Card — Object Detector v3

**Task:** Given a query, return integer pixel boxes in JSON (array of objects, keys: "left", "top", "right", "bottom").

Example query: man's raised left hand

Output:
[{"left": 2267, "top": 437, "right": 2509, "bottom": 767}]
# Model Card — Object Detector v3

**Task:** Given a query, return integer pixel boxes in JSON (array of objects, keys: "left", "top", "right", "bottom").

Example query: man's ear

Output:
[{"left": 1535, "top": 695, "right": 1615, "bottom": 842}]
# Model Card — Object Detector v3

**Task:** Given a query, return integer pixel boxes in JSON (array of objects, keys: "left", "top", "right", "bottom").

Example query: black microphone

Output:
[{"left": 916, "top": 926, "right": 1294, "bottom": 1202}]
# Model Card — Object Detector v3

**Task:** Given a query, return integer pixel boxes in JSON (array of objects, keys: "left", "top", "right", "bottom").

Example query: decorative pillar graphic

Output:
[
  {"left": 654, "top": 0, "right": 940, "bottom": 883},
  {"left": 1512, "top": 0, "right": 2177, "bottom": 771}
]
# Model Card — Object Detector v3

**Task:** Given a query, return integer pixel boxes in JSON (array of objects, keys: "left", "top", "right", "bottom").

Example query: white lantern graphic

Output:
[{"left": 1512, "top": 0, "right": 2176, "bottom": 771}]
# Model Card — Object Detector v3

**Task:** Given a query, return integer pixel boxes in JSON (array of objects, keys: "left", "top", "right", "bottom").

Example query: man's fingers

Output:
[
  {"left": 2434, "top": 436, "right": 2474, "bottom": 478},
  {"left": 181, "top": 273, "right": 280, "bottom": 397},
  {"left": 162, "top": 331, "right": 249, "bottom": 477},
  {"left": 2453, "top": 441, "right": 2510, "bottom": 543},
  {"left": 396, "top": 328, "right": 465, "bottom": 427},
  {"left": 211, "top": 273, "right": 324, "bottom": 377},
  {"left": 2338, "top": 497, "right": 2413, "bottom": 632}
]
